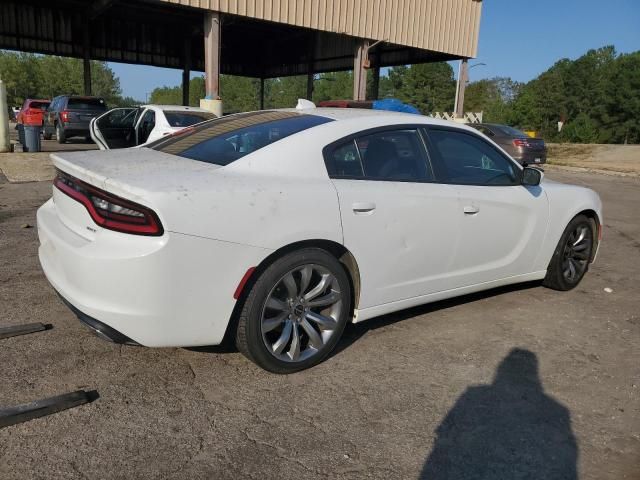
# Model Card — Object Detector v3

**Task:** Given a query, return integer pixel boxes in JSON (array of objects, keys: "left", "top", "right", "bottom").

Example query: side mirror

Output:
[{"left": 521, "top": 166, "right": 543, "bottom": 186}]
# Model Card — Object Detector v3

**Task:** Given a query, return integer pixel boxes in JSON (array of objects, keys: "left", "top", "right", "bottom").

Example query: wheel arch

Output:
[{"left": 221, "top": 239, "right": 361, "bottom": 347}]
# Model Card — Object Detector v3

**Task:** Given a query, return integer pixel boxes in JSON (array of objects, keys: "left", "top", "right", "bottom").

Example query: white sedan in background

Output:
[
  {"left": 89, "top": 104, "right": 216, "bottom": 150},
  {"left": 38, "top": 106, "right": 602, "bottom": 373}
]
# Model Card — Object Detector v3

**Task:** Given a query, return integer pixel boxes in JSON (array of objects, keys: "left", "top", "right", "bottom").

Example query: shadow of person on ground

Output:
[{"left": 421, "top": 348, "right": 578, "bottom": 480}]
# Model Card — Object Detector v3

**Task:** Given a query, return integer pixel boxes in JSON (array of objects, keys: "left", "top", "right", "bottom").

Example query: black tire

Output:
[
  {"left": 235, "top": 248, "right": 351, "bottom": 373},
  {"left": 56, "top": 123, "right": 66, "bottom": 144},
  {"left": 43, "top": 129, "right": 52, "bottom": 140},
  {"left": 543, "top": 214, "right": 595, "bottom": 291}
]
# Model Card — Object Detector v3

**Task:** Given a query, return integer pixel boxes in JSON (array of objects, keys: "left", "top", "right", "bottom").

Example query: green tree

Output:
[
  {"left": 0, "top": 51, "right": 128, "bottom": 108},
  {"left": 313, "top": 71, "right": 353, "bottom": 102},
  {"left": 220, "top": 75, "right": 260, "bottom": 112},
  {"left": 464, "top": 77, "right": 522, "bottom": 124},
  {"left": 265, "top": 76, "right": 307, "bottom": 108},
  {"left": 385, "top": 63, "right": 456, "bottom": 113}
]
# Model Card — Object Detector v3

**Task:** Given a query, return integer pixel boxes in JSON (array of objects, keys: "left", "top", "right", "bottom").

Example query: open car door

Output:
[{"left": 90, "top": 108, "right": 139, "bottom": 150}]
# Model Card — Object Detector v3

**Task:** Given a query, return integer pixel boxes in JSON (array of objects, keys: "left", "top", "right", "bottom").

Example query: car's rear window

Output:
[
  {"left": 29, "top": 101, "right": 50, "bottom": 110},
  {"left": 67, "top": 98, "right": 107, "bottom": 110},
  {"left": 150, "top": 111, "right": 333, "bottom": 166},
  {"left": 494, "top": 125, "right": 528, "bottom": 137},
  {"left": 164, "top": 111, "right": 216, "bottom": 127}
]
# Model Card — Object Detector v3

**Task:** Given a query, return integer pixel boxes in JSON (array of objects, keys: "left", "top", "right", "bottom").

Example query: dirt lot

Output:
[
  {"left": 0, "top": 169, "right": 639, "bottom": 479},
  {"left": 548, "top": 143, "right": 640, "bottom": 176}
]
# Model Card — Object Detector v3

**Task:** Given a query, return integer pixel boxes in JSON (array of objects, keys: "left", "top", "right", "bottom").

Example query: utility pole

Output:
[{"left": 454, "top": 59, "right": 468, "bottom": 119}]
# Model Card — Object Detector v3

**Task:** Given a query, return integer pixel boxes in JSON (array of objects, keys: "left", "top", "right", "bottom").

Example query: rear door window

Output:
[
  {"left": 164, "top": 111, "right": 216, "bottom": 127},
  {"left": 325, "top": 128, "right": 433, "bottom": 182},
  {"left": 29, "top": 101, "right": 50, "bottom": 111},
  {"left": 150, "top": 111, "right": 333, "bottom": 166}
]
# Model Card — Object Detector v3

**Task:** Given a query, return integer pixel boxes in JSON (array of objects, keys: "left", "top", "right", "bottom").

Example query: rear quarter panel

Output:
[{"left": 149, "top": 170, "right": 344, "bottom": 250}]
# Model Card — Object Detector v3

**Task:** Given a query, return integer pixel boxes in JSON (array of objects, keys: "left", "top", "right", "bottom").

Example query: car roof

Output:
[
  {"left": 142, "top": 105, "right": 212, "bottom": 113},
  {"left": 60, "top": 95, "right": 104, "bottom": 99},
  {"left": 278, "top": 107, "right": 478, "bottom": 131}
]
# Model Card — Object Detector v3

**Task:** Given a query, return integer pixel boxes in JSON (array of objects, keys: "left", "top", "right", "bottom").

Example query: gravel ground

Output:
[{"left": 0, "top": 171, "right": 638, "bottom": 479}]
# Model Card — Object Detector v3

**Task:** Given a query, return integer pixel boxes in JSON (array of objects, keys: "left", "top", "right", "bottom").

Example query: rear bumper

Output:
[
  {"left": 58, "top": 293, "right": 139, "bottom": 345},
  {"left": 61, "top": 122, "right": 90, "bottom": 136},
  {"left": 513, "top": 151, "right": 547, "bottom": 165},
  {"left": 37, "top": 198, "right": 270, "bottom": 347}
]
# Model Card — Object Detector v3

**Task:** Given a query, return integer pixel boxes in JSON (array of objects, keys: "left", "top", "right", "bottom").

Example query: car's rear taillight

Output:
[
  {"left": 53, "top": 170, "right": 163, "bottom": 236},
  {"left": 60, "top": 110, "right": 70, "bottom": 123},
  {"left": 513, "top": 139, "right": 527, "bottom": 147}
]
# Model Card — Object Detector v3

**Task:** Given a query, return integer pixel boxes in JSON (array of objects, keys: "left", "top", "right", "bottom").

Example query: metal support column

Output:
[
  {"left": 259, "top": 78, "right": 265, "bottom": 110},
  {"left": 454, "top": 59, "right": 469, "bottom": 118},
  {"left": 204, "top": 12, "right": 221, "bottom": 99},
  {"left": 353, "top": 40, "right": 369, "bottom": 101},
  {"left": 306, "top": 72, "right": 314, "bottom": 101},
  {"left": 371, "top": 65, "right": 380, "bottom": 100},
  {"left": 306, "top": 33, "right": 315, "bottom": 101},
  {"left": 182, "top": 37, "right": 191, "bottom": 106},
  {"left": 82, "top": 24, "right": 92, "bottom": 95}
]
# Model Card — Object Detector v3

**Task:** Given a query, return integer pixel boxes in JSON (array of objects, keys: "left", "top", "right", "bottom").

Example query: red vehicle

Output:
[{"left": 16, "top": 99, "right": 51, "bottom": 126}]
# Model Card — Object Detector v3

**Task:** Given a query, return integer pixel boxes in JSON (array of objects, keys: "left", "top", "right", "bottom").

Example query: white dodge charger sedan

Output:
[{"left": 37, "top": 107, "right": 602, "bottom": 373}]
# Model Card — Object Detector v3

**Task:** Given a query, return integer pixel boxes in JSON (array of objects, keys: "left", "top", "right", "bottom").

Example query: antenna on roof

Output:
[{"left": 296, "top": 99, "right": 316, "bottom": 110}]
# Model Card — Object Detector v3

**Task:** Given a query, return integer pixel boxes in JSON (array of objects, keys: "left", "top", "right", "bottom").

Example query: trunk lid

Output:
[
  {"left": 519, "top": 137, "right": 546, "bottom": 151},
  {"left": 50, "top": 148, "right": 222, "bottom": 237},
  {"left": 51, "top": 148, "right": 221, "bottom": 200}
]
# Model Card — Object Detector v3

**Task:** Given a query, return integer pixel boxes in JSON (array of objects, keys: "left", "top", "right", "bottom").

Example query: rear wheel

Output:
[
  {"left": 56, "top": 123, "right": 66, "bottom": 144},
  {"left": 543, "top": 215, "right": 594, "bottom": 291},
  {"left": 236, "top": 248, "right": 351, "bottom": 373}
]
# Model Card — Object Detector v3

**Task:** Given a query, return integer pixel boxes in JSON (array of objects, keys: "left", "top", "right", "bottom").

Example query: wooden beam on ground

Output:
[
  {"left": 0, "top": 390, "right": 99, "bottom": 429},
  {"left": 0, "top": 322, "right": 50, "bottom": 340}
]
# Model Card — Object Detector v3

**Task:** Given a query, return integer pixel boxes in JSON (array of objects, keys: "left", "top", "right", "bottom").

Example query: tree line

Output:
[
  {"left": 2, "top": 46, "right": 638, "bottom": 143},
  {"left": 151, "top": 46, "right": 639, "bottom": 144},
  {"left": 0, "top": 52, "right": 136, "bottom": 108}
]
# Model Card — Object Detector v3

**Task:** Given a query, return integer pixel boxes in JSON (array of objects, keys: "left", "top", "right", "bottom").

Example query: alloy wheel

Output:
[
  {"left": 261, "top": 264, "right": 343, "bottom": 363},
  {"left": 562, "top": 225, "right": 592, "bottom": 283}
]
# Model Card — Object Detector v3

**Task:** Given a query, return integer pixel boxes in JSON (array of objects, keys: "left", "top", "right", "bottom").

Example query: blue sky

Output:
[{"left": 110, "top": 0, "right": 640, "bottom": 101}]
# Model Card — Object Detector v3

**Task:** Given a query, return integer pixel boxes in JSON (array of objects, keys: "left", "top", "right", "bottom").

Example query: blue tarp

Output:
[{"left": 372, "top": 98, "right": 420, "bottom": 114}]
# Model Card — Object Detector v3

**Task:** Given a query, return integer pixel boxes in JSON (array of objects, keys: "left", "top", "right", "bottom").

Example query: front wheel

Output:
[
  {"left": 235, "top": 248, "right": 351, "bottom": 373},
  {"left": 543, "top": 214, "right": 595, "bottom": 291}
]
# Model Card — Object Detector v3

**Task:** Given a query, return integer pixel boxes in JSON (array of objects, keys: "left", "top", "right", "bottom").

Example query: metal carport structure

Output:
[{"left": 0, "top": 0, "right": 483, "bottom": 107}]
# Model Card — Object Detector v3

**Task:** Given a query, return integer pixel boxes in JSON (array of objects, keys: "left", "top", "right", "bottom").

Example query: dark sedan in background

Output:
[
  {"left": 472, "top": 123, "right": 547, "bottom": 165},
  {"left": 43, "top": 95, "right": 107, "bottom": 144}
]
